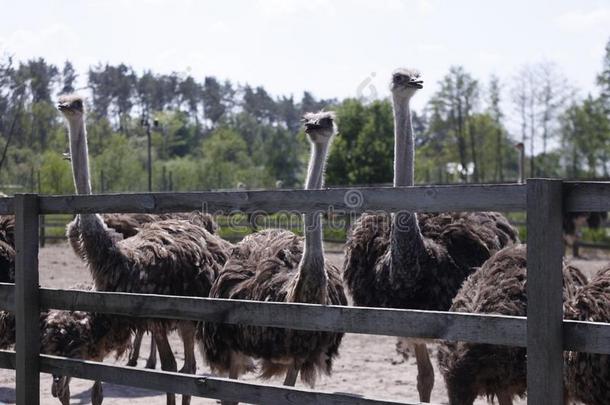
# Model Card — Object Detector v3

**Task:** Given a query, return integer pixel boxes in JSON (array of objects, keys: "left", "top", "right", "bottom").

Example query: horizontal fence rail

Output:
[
  {"left": 1, "top": 182, "right": 610, "bottom": 216},
  {"left": 1, "top": 184, "right": 526, "bottom": 215},
  {"left": 2, "top": 285, "right": 610, "bottom": 354},
  {"left": 39, "top": 288, "right": 526, "bottom": 347},
  {"left": 0, "top": 351, "right": 426, "bottom": 405}
]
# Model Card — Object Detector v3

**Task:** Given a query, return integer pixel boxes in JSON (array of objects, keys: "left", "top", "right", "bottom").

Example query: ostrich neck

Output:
[
  {"left": 391, "top": 94, "right": 425, "bottom": 272},
  {"left": 67, "top": 116, "right": 122, "bottom": 286},
  {"left": 68, "top": 118, "right": 92, "bottom": 195},
  {"left": 393, "top": 97, "right": 414, "bottom": 188},
  {"left": 294, "top": 141, "right": 329, "bottom": 302}
]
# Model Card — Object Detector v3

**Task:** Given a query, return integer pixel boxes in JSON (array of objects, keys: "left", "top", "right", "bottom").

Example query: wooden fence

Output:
[{"left": 0, "top": 179, "right": 610, "bottom": 404}]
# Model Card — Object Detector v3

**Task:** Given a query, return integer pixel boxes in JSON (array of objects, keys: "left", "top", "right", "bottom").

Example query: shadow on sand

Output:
[{"left": 70, "top": 382, "right": 163, "bottom": 404}]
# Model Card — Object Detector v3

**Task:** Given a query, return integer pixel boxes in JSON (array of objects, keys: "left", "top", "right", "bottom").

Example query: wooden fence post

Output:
[
  {"left": 526, "top": 179, "right": 564, "bottom": 405},
  {"left": 15, "top": 193, "right": 40, "bottom": 405}
]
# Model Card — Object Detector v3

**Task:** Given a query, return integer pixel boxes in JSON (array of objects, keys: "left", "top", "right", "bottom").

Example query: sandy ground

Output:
[{"left": 0, "top": 244, "right": 607, "bottom": 405}]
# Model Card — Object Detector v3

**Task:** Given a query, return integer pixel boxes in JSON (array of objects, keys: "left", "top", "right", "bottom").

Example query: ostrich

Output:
[
  {"left": 44, "top": 309, "right": 132, "bottom": 405},
  {"left": 202, "top": 112, "right": 347, "bottom": 400},
  {"left": 58, "top": 94, "right": 232, "bottom": 405},
  {"left": 564, "top": 263, "right": 610, "bottom": 404},
  {"left": 68, "top": 211, "right": 219, "bottom": 370},
  {"left": 0, "top": 284, "right": 132, "bottom": 405},
  {"left": 110, "top": 212, "right": 217, "bottom": 368},
  {"left": 563, "top": 211, "right": 607, "bottom": 251},
  {"left": 0, "top": 214, "right": 15, "bottom": 284},
  {"left": 342, "top": 69, "right": 518, "bottom": 403},
  {"left": 437, "top": 244, "right": 587, "bottom": 405}
]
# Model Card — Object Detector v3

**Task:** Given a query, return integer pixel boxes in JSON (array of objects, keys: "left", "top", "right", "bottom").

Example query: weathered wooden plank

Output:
[
  {"left": 14, "top": 194, "right": 40, "bottom": 405},
  {"left": 8, "top": 181, "right": 610, "bottom": 215},
  {"left": 526, "top": 179, "right": 565, "bottom": 405},
  {"left": 0, "top": 283, "right": 15, "bottom": 312},
  {"left": 37, "top": 184, "right": 527, "bottom": 214},
  {"left": 0, "top": 197, "right": 12, "bottom": 215},
  {"left": 39, "top": 355, "right": 425, "bottom": 405},
  {"left": 563, "top": 320, "right": 610, "bottom": 354},
  {"left": 564, "top": 181, "right": 610, "bottom": 212},
  {"left": 40, "top": 288, "right": 526, "bottom": 347}
]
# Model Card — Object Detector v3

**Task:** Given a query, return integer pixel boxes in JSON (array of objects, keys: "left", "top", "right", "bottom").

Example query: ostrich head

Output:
[
  {"left": 390, "top": 68, "right": 423, "bottom": 100},
  {"left": 302, "top": 111, "right": 337, "bottom": 144},
  {"left": 57, "top": 94, "right": 85, "bottom": 122}
]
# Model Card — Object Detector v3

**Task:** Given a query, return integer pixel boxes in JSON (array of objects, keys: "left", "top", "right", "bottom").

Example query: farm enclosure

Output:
[{"left": 0, "top": 180, "right": 609, "bottom": 404}]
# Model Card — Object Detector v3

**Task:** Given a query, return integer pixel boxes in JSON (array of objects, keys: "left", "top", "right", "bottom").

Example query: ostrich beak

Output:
[{"left": 408, "top": 79, "right": 424, "bottom": 89}]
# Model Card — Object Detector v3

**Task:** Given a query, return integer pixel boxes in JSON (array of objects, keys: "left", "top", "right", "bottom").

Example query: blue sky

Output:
[{"left": 1, "top": 0, "right": 609, "bottom": 113}]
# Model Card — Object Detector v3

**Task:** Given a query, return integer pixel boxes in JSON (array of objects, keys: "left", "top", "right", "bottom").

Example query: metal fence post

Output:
[
  {"left": 15, "top": 193, "right": 40, "bottom": 405},
  {"left": 526, "top": 179, "right": 564, "bottom": 404}
]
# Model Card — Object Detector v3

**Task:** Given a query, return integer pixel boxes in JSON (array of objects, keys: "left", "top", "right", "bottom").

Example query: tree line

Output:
[{"left": 0, "top": 37, "right": 609, "bottom": 194}]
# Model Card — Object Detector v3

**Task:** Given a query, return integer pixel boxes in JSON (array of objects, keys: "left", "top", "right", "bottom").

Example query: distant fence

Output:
[
  {"left": 38, "top": 212, "right": 353, "bottom": 246},
  {"left": 0, "top": 180, "right": 609, "bottom": 404}
]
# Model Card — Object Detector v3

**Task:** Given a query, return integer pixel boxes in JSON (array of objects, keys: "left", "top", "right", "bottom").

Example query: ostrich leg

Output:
[
  {"left": 497, "top": 390, "right": 513, "bottom": 405},
  {"left": 155, "top": 331, "right": 178, "bottom": 405},
  {"left": 283, "top": 363, "right": 299, "bottom": 386},
  {"left": 220, "top": 361, "right": 240, "bottom": 405},
  {"left": 52, "top": 375, "right": 71, "bottom": 405},
  {"left": 146, "top": 333, "right": 157, "bottom": 369},
  {"left": 91, "top": 380, "right": 104, "bottom": 405},
  {"left": 178, "top": 322, "right": 197, "bottom": 405},
  {"left": 414, "top": 343, "right": 434, "bottom": 402},
  {"left": 127, "top": 329, "right": 144, "bottom": 366}
]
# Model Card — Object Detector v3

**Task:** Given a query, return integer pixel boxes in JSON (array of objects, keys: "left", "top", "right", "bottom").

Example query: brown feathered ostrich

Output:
[
  {"left": 0, "top": 284, "right": 132, "bottom": 405},
  {"left": 0, "top": 213, "right": 15, "bottom": 284},
  {"left": 67, "top": 210, "right": 219, "bottom": 370},
  {"left": 58, "top": 95, "right": 232, "bottom": 405},
  {"left": 44, "top": 310, "right": 132, "bottom": 405},
  {"left": 437, "top": 244, "right": 587, "bottom": 405},
  {"left": 564, "top": 263, "right": 610, "bottom": 404},
  {"left": 342, "top": 69, "right": 518, "bottom": 402},
  {"left": 202, "top": 112, "right": 347, "bottom": 402}
]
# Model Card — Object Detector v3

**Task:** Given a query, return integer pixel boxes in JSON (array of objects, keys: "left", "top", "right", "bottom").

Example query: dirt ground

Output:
[{"left": 0, "top": 244, "right": 607, "bottom": 405}]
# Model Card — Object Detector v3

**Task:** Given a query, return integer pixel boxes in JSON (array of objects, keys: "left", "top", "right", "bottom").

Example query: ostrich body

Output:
[
  {"left": 0, "top": 214, "right": 15, "bottom": 283},
  {"left": 0, "top": 284, "right": 131, "bottom": 405},
  {"left": 202, "top": 112, "right": 347, "bottom": 398},
  {"left": 68, "top": 211, "right": 219, "bottom": 370},
  {"left": 564, "top": 264, "right": 610, "bottom": 404},
  {"left": 342, "top": 69, "right": 518, "bottom": 402},
  {"left": 59, "top": 95, "right": 231, "bottom": 405},
  {"left": 44, "top": 303, "right": 133, "bottom": 405},
  {"left": 437, "top": 244, "right": 586, "bottom": 405}
]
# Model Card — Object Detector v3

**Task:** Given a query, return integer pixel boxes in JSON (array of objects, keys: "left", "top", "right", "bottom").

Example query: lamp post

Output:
[{"left": 141, "top": 118, "right": 159, "bottom": 192}]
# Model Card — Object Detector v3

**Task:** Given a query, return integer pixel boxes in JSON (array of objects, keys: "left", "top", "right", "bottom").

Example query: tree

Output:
[
  {"left": 60, "top": 61, "right": 77, "bottom": 95},
  {"left": 536, "top": 62, "right": 571, "bottom": 176},
  {"left": 326, "top": 99, "right": 394, "bottom": 185},
  {"left": 202, "top": 77, "right": 228, "bottom": 126},
  {"left": 487, "top": 75, "right": 505, "bottom": 181},
  {"left": 560, "top": 97, "right": 610, "bottom": 178},
  {"left": 429, "top": 66, "right": 480, "bottom": 182},
  {"left": 597, "top": 37, "right": 610, "bottom": 113},
  {"left": 242, "top": 85, "right": 276, "bottom": 124},
  {"left": 200, "top": 127, "right": 267, "bottom": 188},
  {"left": 511, "top": 66, "right": 537, "bottom": 176}
]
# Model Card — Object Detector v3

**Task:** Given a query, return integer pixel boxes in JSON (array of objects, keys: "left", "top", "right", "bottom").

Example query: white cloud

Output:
[
  {"left": 555, "top": 7, "right": 610, "bottom": 31},
  {"left": 417, "top": 43, "right": 446, "bottom": 53},
  {"left": 254, "top": 0, "right": 336, "bottom": 18}
]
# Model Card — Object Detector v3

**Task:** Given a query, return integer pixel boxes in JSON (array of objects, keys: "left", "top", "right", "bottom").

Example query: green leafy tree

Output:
[
  {"left": 39, "top": 151, "right": 73, "bottom": 194},
  {"left": 326, "top": 99, "right": 393, "bottom": 185},
  {"left": 200, "top": 127, "right": 268, "bottom": 188}
]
